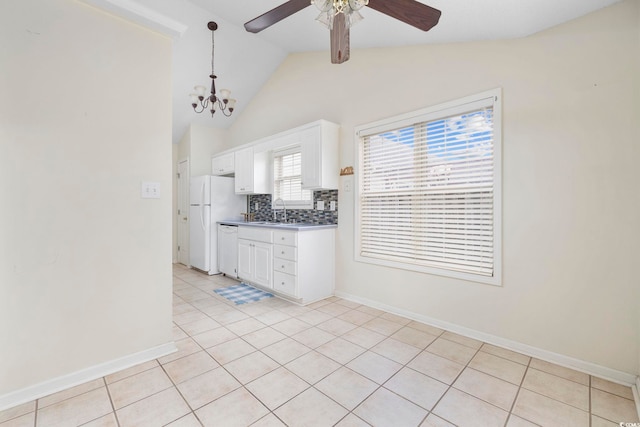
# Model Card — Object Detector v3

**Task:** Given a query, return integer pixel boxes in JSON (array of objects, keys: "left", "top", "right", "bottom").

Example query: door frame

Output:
[{"left": 177, "top": 158, "right": 190, "bottom": 266}]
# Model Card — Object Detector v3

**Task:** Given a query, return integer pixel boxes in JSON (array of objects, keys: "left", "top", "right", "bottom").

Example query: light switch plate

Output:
[
  {"left": 316, "top": 200, "right": 325, "bottom": 210},
  {"left": 330, "top": 201, "right": 336, "bottom": 211},
  {"left": 141, "top": 182, "right": 161, "bottom": 199}
]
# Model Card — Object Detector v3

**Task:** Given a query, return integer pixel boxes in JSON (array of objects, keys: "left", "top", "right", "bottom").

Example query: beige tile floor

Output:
[{"left": 2, "top": 264, "right": 638, "bottom": 427}]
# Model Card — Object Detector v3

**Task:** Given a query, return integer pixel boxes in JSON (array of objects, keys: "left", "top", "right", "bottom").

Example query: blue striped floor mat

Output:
[{"left": 214, "top": 283, "right": 274, "bottom": 305}]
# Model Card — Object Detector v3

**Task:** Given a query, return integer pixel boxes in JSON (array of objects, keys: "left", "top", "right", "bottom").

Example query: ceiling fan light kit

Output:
[
  {"left": 312, "top": 0, "right": 366, "bottom": 30},
  {"left": 189, "top": 21, "right": 236, "bottom": 117},
  {"left": 312, "top": 0, "right": 368, "bottom": 29},
  {"left": 244, "top": 0, "right": 441, "bottom": 64}
]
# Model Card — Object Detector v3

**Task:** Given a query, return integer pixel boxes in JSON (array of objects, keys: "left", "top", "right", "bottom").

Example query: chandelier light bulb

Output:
[
  {"left": 312, "top": 0, "right": 332, "bottom": 12},
  {"left": 347, "top": 9, "right": 364, "bottom": 27},
  {"left": 316, "top": 11, "right": 335, "bottom": 29},
  {"left": 219, "top": 89, "right": 231, "bottom": 100},
  {"left": 194, "top": 85, "right": 207, "bottom": 98},
  {"left": 348, "top": 0, "right": 368, "bottom": 11}
]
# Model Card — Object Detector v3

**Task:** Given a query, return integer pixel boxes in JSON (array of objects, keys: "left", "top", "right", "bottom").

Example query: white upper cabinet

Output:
[
  {"left": 211, "top": 152, "right": 235, "bottom": 176},
  {"left": 300, "top": 121, "right": 339, "bottom": 190},
  {"left": 234, "top": 147, "right": 270, "bottom": 194},
  {"left": 213, "top": 120, "right": 339, "bottom": 195}
]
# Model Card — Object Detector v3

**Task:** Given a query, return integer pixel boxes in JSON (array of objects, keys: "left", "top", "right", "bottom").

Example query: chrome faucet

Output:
[{"left": 273, "top": 198, "right": 287, "bottom": 223}]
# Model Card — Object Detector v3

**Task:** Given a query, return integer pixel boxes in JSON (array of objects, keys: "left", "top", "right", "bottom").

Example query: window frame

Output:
[
  {"left": 271, "top": 145, "right": 313, "bottom": 210},
  {"left": 354, "top": 88, "right": 502, "bottom": 286}
]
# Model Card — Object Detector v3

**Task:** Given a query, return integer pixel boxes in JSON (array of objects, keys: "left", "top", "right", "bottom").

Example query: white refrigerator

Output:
[{"left": 189, "top": 175, "right": 245, "bottom": 274}]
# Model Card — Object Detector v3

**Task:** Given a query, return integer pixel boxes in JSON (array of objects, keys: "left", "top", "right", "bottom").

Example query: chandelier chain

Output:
[{"left": 211, "top": 26, "right": 215, "bottom": 76}]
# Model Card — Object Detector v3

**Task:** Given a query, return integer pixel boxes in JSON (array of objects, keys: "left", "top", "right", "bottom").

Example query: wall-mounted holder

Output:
[
  {"left": 241, "top": 212, "right": 256, "bottom": 222},
  {"left": 340, "top": 166, "right": 354, "bottom": 176}
]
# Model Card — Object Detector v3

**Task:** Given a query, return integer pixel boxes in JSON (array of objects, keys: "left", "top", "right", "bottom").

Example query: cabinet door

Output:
[
  {"left": 253, "top": 241, "right": 273, "bottom": 288},
  {"left": 301, "top": 130, "right": 321, "bottom": 189},
  {"left": 234, "top": 147, "right": 254, "bottom": 193},
  {"left": 237, "top": 239, "right": 253, "bottom": 280},
  {"left": 212, "top": 152, "right": 234, "bottom": 175}
]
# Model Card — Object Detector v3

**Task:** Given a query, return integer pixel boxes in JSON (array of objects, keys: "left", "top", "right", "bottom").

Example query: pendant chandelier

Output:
[
  {"left": 311, "top": 0, "right": 369, "bottom": 29},
  {"left": 190, "top": 22, "right": 236, "bottom": 117}
]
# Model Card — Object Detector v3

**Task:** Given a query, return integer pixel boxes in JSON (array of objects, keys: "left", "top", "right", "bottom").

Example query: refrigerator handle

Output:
[{"left": 200, "top": 180, "right": 206, "bottom": 231}]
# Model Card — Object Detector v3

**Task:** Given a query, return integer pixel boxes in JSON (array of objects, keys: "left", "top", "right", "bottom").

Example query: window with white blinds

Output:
[
  {"left": 273, "top": 147, "right": 313, "bottom": 209},
  {"left": 355, "top": 89, "right": 502, "bottom": 285}
]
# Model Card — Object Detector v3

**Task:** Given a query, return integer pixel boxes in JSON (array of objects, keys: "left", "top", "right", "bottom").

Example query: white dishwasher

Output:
[{"left": 217, "top": 224, "right": 239, "bottom": 278}]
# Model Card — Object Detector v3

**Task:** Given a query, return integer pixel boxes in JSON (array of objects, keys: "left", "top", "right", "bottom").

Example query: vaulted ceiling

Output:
[{"left": 85, "top": 0, "right": 623, "bottom": 143}]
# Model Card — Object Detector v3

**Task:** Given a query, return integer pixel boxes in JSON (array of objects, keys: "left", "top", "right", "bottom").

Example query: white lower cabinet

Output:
[
  {"left": 237, "top": 226, "right": 335, "bottom": 305},
  {"left": 252, "top": 242, "right": 273, "bottom": 287},
  {"left": 238, "top": 227, "right": 273, "bottom": 289},
  {"left": 272, "top": 228, "right": 335, "bottom": 304}
]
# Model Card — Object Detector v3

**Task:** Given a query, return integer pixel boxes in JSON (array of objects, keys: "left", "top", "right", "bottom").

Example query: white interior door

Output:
[{"left": 177, "top": 159, "right": 189, "bottom": 266}]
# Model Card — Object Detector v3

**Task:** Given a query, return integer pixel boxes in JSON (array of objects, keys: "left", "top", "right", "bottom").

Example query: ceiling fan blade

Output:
[
  {"left": 367, "top": 0, "right": 441, "bottom": 32},
  {"left": 330, "top": 13, "right": 350, "bottom": 64},
  {"left": 244, "top": 0, "right": 311, "bottom": 33}
]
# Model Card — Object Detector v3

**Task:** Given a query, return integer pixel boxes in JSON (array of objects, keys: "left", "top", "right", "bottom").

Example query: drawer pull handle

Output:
[
  {"left": 281, "top": 265, "right": 285, "bottom": 268},
  {"left": 281, "top": 251, "right": 285, "bottom": 254},
  {"left": 281, "top": 281, "right": 285, "bottom": 285}
]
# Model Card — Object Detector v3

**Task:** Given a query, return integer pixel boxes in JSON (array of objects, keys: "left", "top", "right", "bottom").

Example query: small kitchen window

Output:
[
  {"left": 355, "top": 89, "right": 502, "bottom": 286},
  {"left": 272, "top": 146, "right": 313, "bottom": 209}
]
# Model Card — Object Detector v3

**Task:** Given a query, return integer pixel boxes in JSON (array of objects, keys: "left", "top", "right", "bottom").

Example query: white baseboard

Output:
[
  {"left": 0, "top": 342, "right": 177, "bottom": 412},
  {"left": 335, "top": 291, "right": 637, "bottom": 386}
]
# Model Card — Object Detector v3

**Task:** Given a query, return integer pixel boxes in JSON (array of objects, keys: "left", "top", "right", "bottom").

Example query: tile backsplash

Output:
[{"left": 248, "top": 190, "right": 338, "bottom": 225}]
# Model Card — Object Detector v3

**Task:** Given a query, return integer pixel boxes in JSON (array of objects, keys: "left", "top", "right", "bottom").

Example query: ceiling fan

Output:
[{"left": 244, "top": 0, "right": 441, "bottom": 64}]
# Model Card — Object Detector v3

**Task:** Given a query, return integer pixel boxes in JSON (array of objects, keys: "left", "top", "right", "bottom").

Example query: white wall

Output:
[
  {"left": 189, "top": 124, "right": 227, "bottom": 177},
  {"left": 176, "top": 123, "right": 227, "bottom": 177},
  {"left": 228, "top": 0, "right": 640, "bottom": 376},
  {"left": 0, "top": 0, "right": 173, "bottom": 397}
]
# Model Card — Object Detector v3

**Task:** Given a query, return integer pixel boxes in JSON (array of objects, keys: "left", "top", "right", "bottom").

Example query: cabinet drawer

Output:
[
  {"left": 273, "top": 271, "right": 297, "bottom": 296},
  {"left": 273, "top": 230, "right": 297, "bottom": 246},
  {"left": 274, "top": 244, "right": 297, "bottom": 261},
  {"left": 274, "top": 258, "right": 297, "bottom": 276},
  {"left": 238, "top": 226, "right": 273, "bottom": 243}
]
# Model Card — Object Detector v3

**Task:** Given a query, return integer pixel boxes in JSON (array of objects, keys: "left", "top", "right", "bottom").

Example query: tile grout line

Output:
[
  {"left": 33, "top": 398, "right": 38, "bottom": 427},
  {"left": 503, "top": 355, "right": 535, "bottom": 426},
  {"left": 329, "top": 323, "right": 449, "bottom": 426},
  {"left": 423, "top": 340, "right": 484, "bottom": 426},
  {"left": 102, "top": 377, "right": 121, "bottom": 427},
  {"left": 589, "top": 375, "right": 593, "bottom": 427},
  {"left": 157, "top": 323, "right": 206, "bottom": 426}
]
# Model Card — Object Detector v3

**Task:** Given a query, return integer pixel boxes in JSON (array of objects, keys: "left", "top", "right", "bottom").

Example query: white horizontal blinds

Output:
[
  {"left": 273, "top": 148, "right": 312, "bottom": 203},
  {"left": 360, "top": 106, "right": 495, "bottom": 277}
]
